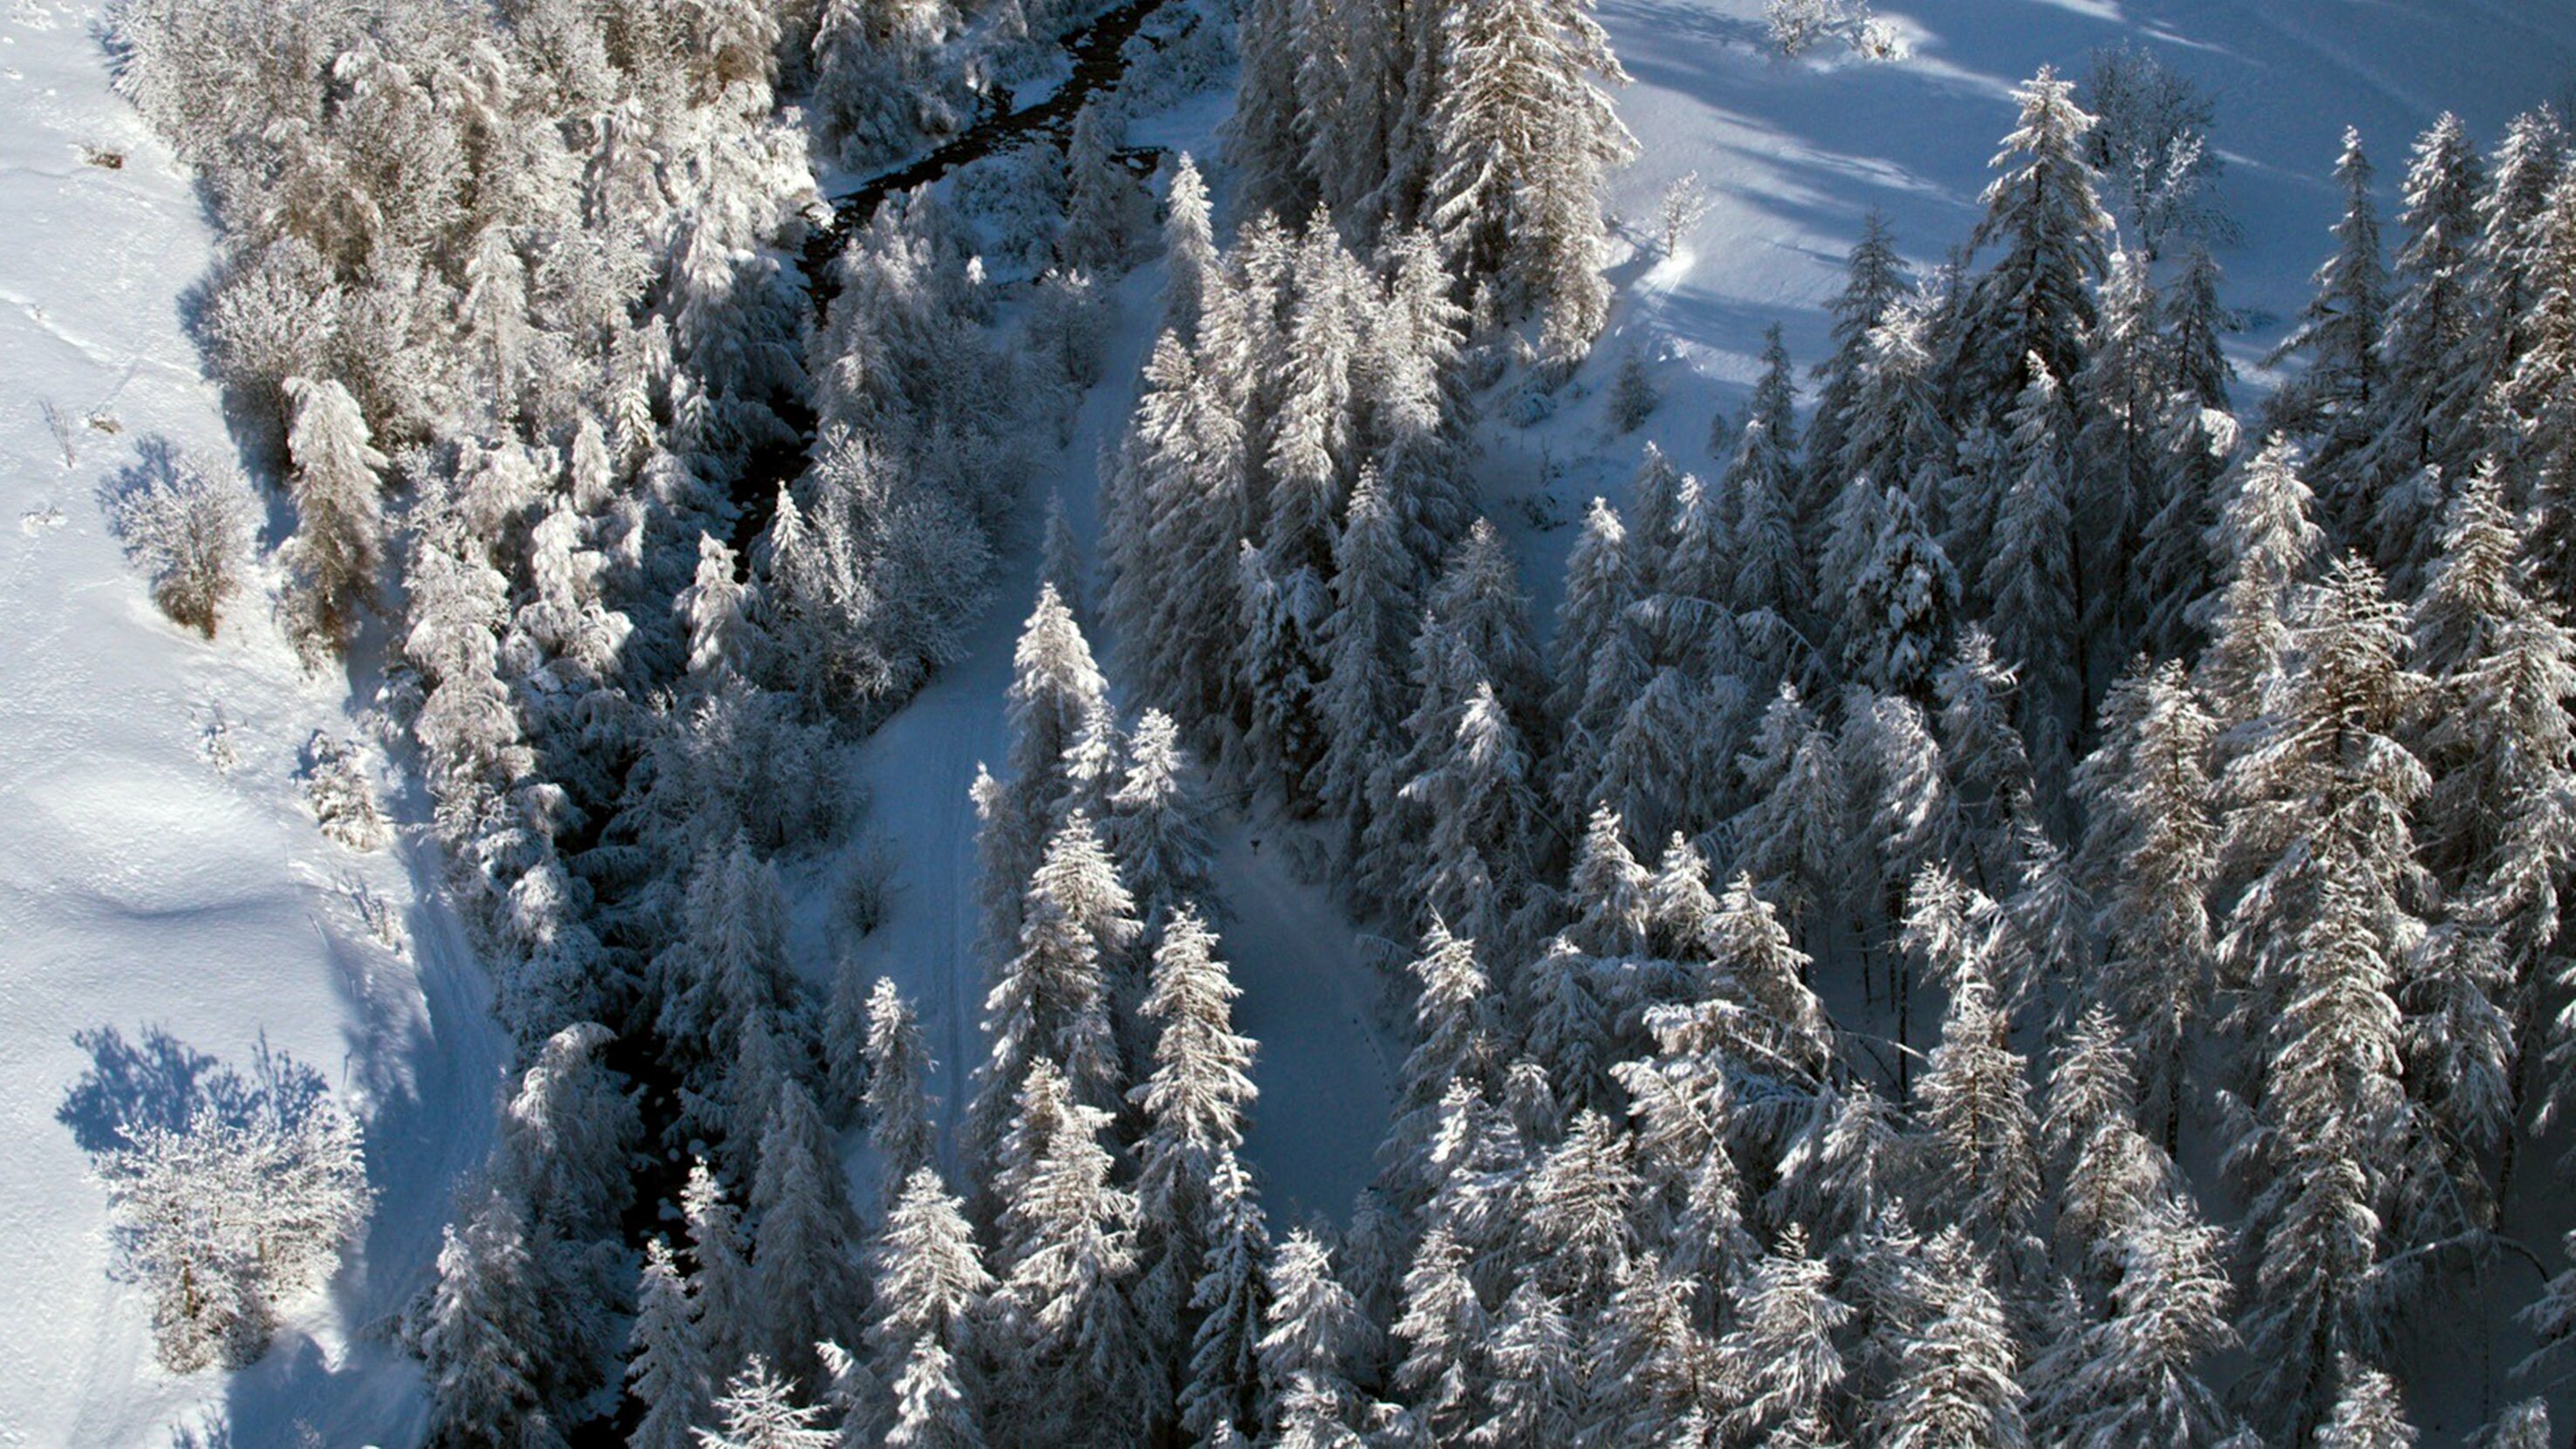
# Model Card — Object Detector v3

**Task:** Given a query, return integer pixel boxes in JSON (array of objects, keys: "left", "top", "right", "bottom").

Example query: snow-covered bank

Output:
[{"left": 0, "top": 3, "right": 501, "bottom": 1442}]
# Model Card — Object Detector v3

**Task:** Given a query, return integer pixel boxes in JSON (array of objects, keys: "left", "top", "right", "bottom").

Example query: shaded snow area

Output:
[
  {"left": 1506, "top": 0, "right": 2576, "bottom": 595},
  {"left": 0, "top": 3, "right": 501, "bottom": 1444}
]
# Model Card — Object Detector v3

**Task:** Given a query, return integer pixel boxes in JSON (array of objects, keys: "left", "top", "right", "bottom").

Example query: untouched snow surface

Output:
[{"left": 0, "top": 3, "right": 502, "bottom": 1444}]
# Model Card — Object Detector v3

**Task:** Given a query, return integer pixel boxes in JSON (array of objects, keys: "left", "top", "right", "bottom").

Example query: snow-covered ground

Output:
[{"left": 0, "top": 3, "right": 502, "bottom": 1444}]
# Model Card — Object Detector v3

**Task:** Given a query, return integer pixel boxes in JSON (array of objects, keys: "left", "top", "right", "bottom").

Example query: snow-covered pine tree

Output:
[
  {"left": 678, "top": 533, "right": 758, "bottom": 682},
  {"left": 751, "top": 1080, "right": 867, "bottom": 1391},
  {"left": 699, "top": 1357, "right": 837, "bottom": 1448},
  {"left": 1717, "top": 1225, "right": 1853, "bottom": 1442},
  {"left": 1731, "top": 682, "right": 1853, "bottom": 948},
  {"left": 1629, "top": 442, "right": 1686, "bottom": 592},
  {"left": 1316, "top": 468, "right": 1418, "bottom": 861},
  {"left": 1106, "top": 708, "right": 1219, "bottom": 947},
  {"left": 2313, "top": 1357, "right": 2416, "bottom": 1449},
  {"left": 1060, "top": 99, "right": 1140, "bottom": 275},
  {"left": 1932, "top": 627, "right": 2035, "bottom": 887},
  {"left": 1425, "top": 0, "right": 1635, "bottom": 365},
  {"left": 2080, "top": 660, "right": 2217, "bottom": 1150},
  {"left": 632, "top": 1236, "right": 712, "bottom": 1449},
  {"left": 1982, "top": 353, "right": 2081, "bottom": 810},
  {"left": 1180, "top": 1150, "right": 1274, "bottom": 1445},
  {"left": 2354, "top": 113, "right": 2486, "bottom": 583},
  {"left": 1958, "top": 68, "right": 2111, "bottom": 427},
  {"left": 987, "top": 1059, "right": 1151, "bottom": 1446},
  {"left": 862, "top": 979, "right": 936, "bottom": 1216},
  {"left": 2459, "top": 107, "right": 2567, "bottom": 474},
  {"left": 971, "top": 811, "right": 1134, "bottom": 1181},
  {"left": 1397, "top": 680, "right": 1542, "bottom": 953},
  {"left": 1520, "top": 1108, "right": 1640, "bottom": 1310},
  {"left": 1912, "top": 890, "right": 2042, "bottom": 1275},
  {"left": 1130, "top": 907, "right": 1259, "bottom": 1397},
  {"left": 2073, "top": 248, "right": 2168, "bottom": 654},
  {"left": 1223, "top": 0, "right": 1312, "bottom": 223},
  {"left": 416, "top": 1190, "right": 554, "bottom": 1449},
  {"left": 1380, "top": 919, "right": 1498, "bottom": 1209},
  {"left": 865, "top": 1166, "right": 991, "bottom": 1369},
  {"left": 2406, "top": 467, "right": 2576, "bottom": 1159},
  {"left": 657, "top": 841, "right": 804, "bottom": 1157},
  {"left": 2227, "top": 768, "right": 2419, "bottom": 1436},
  {"left": 281, "top": 375, "right": 387, "bottom": 649},
  {"left": 1550, "top": 499, "right": 1643, "bottom": 824},
  {"left": 883, "top": 1336, "right": 985, "bottom": 1449},
  {"left": 1257, "top": 1231, "right": 1377, "bottom": 1439},
  {"left": 1163, "top": 154, "right": 1220, "bottom": 344},
  {"left": 1841, "top": 485, "right": 1960, "bottom": 701},
  {"left": 974, "top": 585, "right": 1111, "bottom": 966},
  {"left": 1390, "top": 1223, "right": 1486, "bottom": 1439},
  {"left": 2024, "top": 1195, "right": 2235, "bottom": 1446},
  {"left": 1833, "top": 297, "right": 1953, "bottom": 540},
  {"left": 1805, "top": 209, "right": 1907, "bottom": 502},
  {"left": 2193, "top": 435, "right": 2323, "bottom": 738},
  {"left": 687, "top": 1159, "right": 763, "bottom": 1386},
  {"left": 1846, "top": 693, "right": 1963, "bottom": 1010},
  {"left": 1473, "top": 1275, "right": 1582, "bottom": 1443},
  {"left": 2266, "top": 128, "right": 2390, "bottom": 528},
  {"left": 1243, "top": 215, "right": 1369, "bottom": 804},
  {"left": 1364, "top": 229, "right": 1476, "bottom": 550},
  {"left": 1877, "top": 1227, "right": 2026, "bottom": 1448},
  {"left": 2509, "top": 171, "right": 2576, "bottom": 610}
]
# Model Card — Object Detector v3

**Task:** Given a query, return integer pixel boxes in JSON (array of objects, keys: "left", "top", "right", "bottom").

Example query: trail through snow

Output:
[{"left": 843, "top": 223, "right": 1398, "bottom": 1227}]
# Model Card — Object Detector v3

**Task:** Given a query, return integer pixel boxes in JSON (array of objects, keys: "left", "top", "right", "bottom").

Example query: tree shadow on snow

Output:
[{"left": 56, "top": 1024, "right": 328, "bottom": 1157}]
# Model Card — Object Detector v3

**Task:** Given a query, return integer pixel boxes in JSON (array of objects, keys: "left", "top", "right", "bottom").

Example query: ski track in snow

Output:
[{"left": 0, "top": 3, "right": 502, "bottom": 1445}]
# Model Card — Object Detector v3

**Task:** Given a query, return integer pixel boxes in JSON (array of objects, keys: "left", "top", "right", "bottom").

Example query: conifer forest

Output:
[{"left": 9, "top": 0, "right": 2576, "bottom": 1442}]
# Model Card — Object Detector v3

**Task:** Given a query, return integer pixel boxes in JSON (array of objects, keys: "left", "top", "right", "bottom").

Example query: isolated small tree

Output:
[
  {"left": 97, "top": 1058, "right": 370, "bottom": 1372},
  {"left": 1657, "top": 172, "right": 1712, "bottom": 254},
  {"left": 111, "top": 444, "right": 258, "bottom": 638},
  {"left": 1608, "top": 349, "right": 1660, "bottom": 432}
]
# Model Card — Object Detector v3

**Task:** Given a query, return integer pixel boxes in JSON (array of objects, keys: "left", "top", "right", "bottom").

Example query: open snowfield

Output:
[
  {"left": 0, "top": 3, "right": 502, "bottom": 1444},
  {"left": 4, "top": 0, "right": 2574, "bottom": 1438}
]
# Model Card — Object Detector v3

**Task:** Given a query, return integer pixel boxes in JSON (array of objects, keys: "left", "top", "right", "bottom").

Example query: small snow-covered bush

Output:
[
  {"left": 304, "top": 731, "right": 389, "bottom": 851},
  {"left": 836, "top": 835, "right": 902, "bottom": 940},
  {"left": 109, "top": 441, "right": 259, "bottom": 639},
  {"left": 1765, "top": 0, "right": 1839, "bottom": 55},
  {"left": 89, "top": 1043, "right": 371, "bottom": 1372},
  {"left": 1855, "top": 17, "right": 1905, "bottom": 60}
]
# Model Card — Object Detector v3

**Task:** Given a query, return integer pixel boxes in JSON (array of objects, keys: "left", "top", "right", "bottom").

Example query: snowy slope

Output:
[
  {"left": 0, "top": 3, "right": 502, "bottom": 1444},
  {"left": 1506, "top": 0, "right": 2576, "bottom": 600}
]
